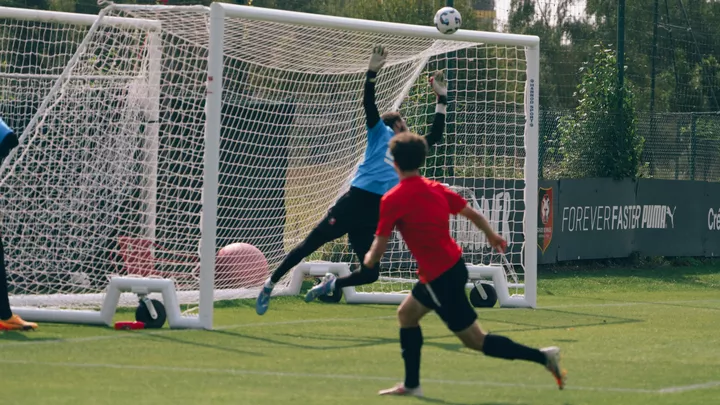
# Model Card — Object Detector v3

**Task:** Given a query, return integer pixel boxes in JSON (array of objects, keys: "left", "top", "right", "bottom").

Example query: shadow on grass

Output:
[
  {"left": 539, "top": 261, "right": 720, "bottom": 284},
  {"left": 418, "top": 398, "right": 529, "bottom": 405},
  {"left": 537, "top": 263, "right": 720, "bottom": 301},
  {"left": 210, "top": 328, "right": 399, "bottom": 351},
  {"left": 0, "top": 331, "right": 33, "bottom": 341},
  {"left": 0, "top": 331, "right": 62, "bottom": 343},
  {"left": 539, "top": 293, "right": 720, "bottom": 311},
  {"left": 210, "top": 307, "right": 641, "bottom": 355},
  {"left": 477, "top": 308, "right": 643, "bottom": 336},
  {"left": 141, "top": 331, "right": 265, "bottom": 357}
]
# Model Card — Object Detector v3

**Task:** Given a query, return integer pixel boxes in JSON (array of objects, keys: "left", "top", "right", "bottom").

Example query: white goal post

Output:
[{"left": 1, "top": 3, "right": 539, "bottom": 330}]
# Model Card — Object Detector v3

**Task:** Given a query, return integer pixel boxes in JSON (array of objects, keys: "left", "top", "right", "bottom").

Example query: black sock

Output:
[
  {"left": 270, "top": 246, "right": 309, "bottom": 283},
  {"left": 270, "top": 222, "right": 339, "bottom": 283},
  {"left": 334, "top": 265, "right": 380, "bottom": 289},
  {"left": 400, "top": 326, "right": 423, "bottom": 389},
  {"left": 482, "top": 334, "right": 546, "bottom": 366},
  {"left": 0, "top": 238, "right": 13, "bottom": 320}
]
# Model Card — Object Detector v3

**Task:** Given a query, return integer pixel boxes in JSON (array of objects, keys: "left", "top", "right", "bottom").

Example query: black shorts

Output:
[
  {"left": 411, "top": 258, "right": 477, "bottom": 332},
  {"left": 323, "top": 186, "right": 381, "bottom": 234},
  {"left": 300, "top": 187, "right": 382, "bottom": 260}
]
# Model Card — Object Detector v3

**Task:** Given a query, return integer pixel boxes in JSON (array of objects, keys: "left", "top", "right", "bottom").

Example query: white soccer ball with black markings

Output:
[{"left": 434, "top": 7, "right": 462, "bottom": 35}]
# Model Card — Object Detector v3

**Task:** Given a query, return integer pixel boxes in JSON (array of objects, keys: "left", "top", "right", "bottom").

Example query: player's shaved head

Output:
[{"left": 389, "top": 131, "right": 428, "bottom": 172}]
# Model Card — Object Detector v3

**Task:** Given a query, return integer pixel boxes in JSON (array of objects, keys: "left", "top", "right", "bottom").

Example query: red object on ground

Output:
[
  {"left": 215, "top": 243, "right": 269, "bottom": 289},
  {"left": 114, "top": 321, "right": 146, "bottom": 330}
]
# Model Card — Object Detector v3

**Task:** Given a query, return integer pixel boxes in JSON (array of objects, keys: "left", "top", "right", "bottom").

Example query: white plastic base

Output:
[
  {"left": 12, "top": 277, "right": 203, "bottom": 329},
  {"left": 276, "top": 261, "right": 534, "bottom": 308},
  {"left": 10, "top": 262, "right": 531, "bottom": 329}
]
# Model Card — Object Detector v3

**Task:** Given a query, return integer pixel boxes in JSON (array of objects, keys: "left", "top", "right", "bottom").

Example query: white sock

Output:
[{"left": 264, "top": 277, "right": 275, "bottom": 289}]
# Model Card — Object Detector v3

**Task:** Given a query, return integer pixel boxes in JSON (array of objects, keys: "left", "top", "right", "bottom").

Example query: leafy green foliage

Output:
[
  {"left": 677, "top": 113, "right": 720, "bottom": 181},
  {"left": 557, "top": 44, "right": 643, "bottom": 179}
]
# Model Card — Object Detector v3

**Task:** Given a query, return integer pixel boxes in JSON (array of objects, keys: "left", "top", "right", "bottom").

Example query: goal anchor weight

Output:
[
  {"left": 134, "top": 295, "right": 167, "bottom": 329},
  {"left": 469, "top": 281, "right": 498, "bottom": 308}
]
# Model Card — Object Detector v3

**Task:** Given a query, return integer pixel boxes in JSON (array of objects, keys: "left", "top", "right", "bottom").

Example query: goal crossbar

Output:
[
  {"left": 214, "top": 3, "right": 539, "bottom": 47},
  {"left": 0, "top": 5, "right": 160, "bottom": 29}
]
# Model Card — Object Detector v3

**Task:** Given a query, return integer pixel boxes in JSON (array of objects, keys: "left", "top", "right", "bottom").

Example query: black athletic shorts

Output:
[
  {"left": 296, "top": 187, "right": 382, "bottom": 261},
  {"left": 411, "top": 258, "right": 477, "bottom": 332},
  {"left": 324, "top": 186, "right": 382, "bottom": 234}
]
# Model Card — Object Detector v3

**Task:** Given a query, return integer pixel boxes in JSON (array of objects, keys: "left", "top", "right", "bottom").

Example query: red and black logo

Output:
[{"left": 538, "top": 187, "right": 553, "bottom": 254}]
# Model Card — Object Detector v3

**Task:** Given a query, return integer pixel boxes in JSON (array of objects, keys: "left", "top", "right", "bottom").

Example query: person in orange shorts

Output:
[{"left": 0, "top": 118, "right": 37, "bottom": 331}]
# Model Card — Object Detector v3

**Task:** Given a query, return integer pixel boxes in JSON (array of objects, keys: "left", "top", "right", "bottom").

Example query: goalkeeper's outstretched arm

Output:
[
  {"left": 424, "top": 70, "right": 448, "bottom": 148},
  {"left": 364, "top": 45, "right": 387, "bottom": 129}
]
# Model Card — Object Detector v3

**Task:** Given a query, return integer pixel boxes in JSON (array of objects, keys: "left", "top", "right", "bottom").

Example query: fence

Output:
[{"left": 539, "top": 111, "right": 720, "bottom": 182}]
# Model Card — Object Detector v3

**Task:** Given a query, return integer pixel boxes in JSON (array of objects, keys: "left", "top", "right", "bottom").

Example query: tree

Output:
[
  {"left": 556, "top": 44, "right": 643, "bottom": 179},
  {"left": 507, "top": 0, "right": 594, "bottom": 110}
]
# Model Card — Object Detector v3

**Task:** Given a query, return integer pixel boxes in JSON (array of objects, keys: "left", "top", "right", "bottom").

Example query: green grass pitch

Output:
[{"left": 2, "top": 264, "right": 719, "bottom": 405}]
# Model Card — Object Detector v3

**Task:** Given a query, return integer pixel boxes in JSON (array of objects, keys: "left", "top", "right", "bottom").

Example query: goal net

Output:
[
  {"left": 0, "top": 4, "right": 538, "bottom": 325},
  {"left": 0, "top": 7, "right": 168, "bottom": 312}
]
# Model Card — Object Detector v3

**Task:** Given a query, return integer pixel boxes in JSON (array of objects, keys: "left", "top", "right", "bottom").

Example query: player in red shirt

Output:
[{"left": 363, "top": 131, "right": 566, "bottom": 397}]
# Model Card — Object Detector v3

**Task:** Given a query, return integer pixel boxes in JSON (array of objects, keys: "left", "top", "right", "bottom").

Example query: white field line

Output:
[
  {"left": 0, "top": 315, "right": 396, "bottom": 347},
  {"left": 2, "top": 298, "right": 719, "bottom": 348},
  {"left": 533, "top": 298, "right": 720, "bottom": 310},
  {"left": 0, "top": 358, "right": 660, "bottom": 394},
  {"left": 3, "top": 299, "right": 720, "bottom": 395},
  {"left": 657, "top": 380, "right": 720, "bottom": 394},
  {"left": 2, "top": 358, "right": 718, "bottom": 394}
]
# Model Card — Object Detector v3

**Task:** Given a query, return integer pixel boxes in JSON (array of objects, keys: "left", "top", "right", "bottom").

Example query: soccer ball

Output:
[{"left": 434, "top": 7, "right": 462, "bottom": 35}]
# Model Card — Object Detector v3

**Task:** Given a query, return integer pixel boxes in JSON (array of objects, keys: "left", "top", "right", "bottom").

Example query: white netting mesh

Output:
[{"left": 1, "top": 5, "right": 530, "bottom": 310}]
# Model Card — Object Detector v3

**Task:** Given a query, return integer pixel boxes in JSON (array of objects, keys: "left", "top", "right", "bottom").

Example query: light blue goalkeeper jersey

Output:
[{"left": 350, "top": 121, "right": 399, "bottom": 196}]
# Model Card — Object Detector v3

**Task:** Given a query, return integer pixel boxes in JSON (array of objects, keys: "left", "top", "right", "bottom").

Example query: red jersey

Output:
[{"left": 376, "top": 176, "right": 468, "bottom": 283}]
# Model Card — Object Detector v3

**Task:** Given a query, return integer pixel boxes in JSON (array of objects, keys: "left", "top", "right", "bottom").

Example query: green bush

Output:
[{"left": 557, "top": 44, "right": 644, "bottom": 179}]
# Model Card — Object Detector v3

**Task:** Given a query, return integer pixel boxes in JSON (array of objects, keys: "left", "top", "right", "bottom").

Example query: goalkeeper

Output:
[
  {"left": 0, "top": 118, "right": 37, "bottom": 331},
  {"left": 256, "top": 45, "right": 447, "bottom": 315}
]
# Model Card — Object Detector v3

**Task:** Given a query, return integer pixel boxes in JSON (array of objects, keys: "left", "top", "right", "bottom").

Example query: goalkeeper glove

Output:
[
  {"left": 368, "top": 45, "right": 388, "bottom": 74},
  {"left": 429, "top": 70, "right": 448, "bottom": 105}
]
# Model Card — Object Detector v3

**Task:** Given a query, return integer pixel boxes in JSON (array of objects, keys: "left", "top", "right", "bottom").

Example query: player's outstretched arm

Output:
[
  {"left": 365, "top": 195, "right": 397, "bottom": 268},
  {"left": 458, "top": 205, "right": 507, "bottom": 253},
  {"left": 424, "top": 70, "right": 448, "bottom": 148},
  {"left": 440, "top": 184, "right": 505, "bottom": 252},
  {"left": 364, "top": 45, "right": 387, "bottom": 129},
  {"left": 363, "top": 235, "right": 389, "bottom": 269}
]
